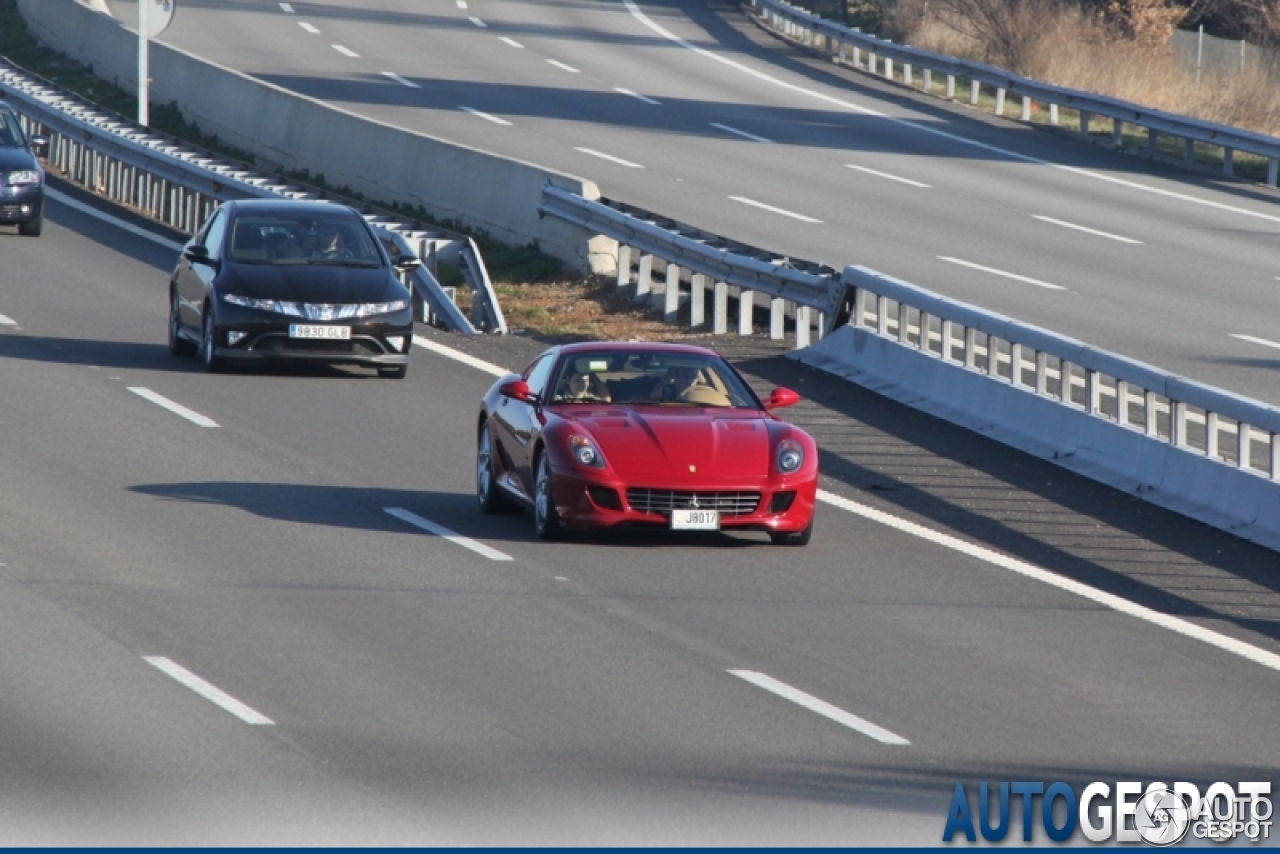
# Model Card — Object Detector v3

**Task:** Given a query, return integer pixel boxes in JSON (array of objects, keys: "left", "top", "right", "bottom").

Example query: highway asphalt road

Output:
[
  {"left": 98, "top": 0, "right": 1280, "bottom": 407},
  {"left": 0, "top": 182, "right": 1276, "bottom": 843}
]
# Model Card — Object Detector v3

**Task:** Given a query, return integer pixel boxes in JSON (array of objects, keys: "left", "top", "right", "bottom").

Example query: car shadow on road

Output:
[{"left": 127, "top": 482, "right": 776, "bottom": 550}]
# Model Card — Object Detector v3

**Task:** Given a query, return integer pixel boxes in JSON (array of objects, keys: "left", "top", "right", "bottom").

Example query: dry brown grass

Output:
[{"left": 898, "top": 0, "right": 1280, "bottom": 136}]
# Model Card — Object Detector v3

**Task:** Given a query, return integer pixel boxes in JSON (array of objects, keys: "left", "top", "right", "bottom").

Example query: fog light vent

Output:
[
  {"left": 587, "top": 485, "right": 621, "bottom": 510},
  {"left": 227, "top": 331, "right": 248, "bottom": 346},
  {"left": 768, "top": 491, "right": 796, "bottom": 513},
  {"left": 386, "top": 336, "right": 406, "bottom": 352}
]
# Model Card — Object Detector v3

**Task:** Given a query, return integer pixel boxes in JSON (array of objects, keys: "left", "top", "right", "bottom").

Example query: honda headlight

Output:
[
  {"left": 355, "top": 300, "right": 408, "bottom": 317},
  {"left": 777, "top": 440, "right": 804, "bottom": 474},
  {"left": 568, "top": 434, "right": 605, "bottom": 469},
  {"left": 223, "top": 294, "right": 304, "bottom": 316},
  {"left": 4, "top": 170, "right": 40, "bottom": 186}
]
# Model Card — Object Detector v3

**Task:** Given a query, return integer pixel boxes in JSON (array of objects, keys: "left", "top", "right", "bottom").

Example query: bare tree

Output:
[{"left": 929, "top": 0, "right": 1059, "bottom": 72}]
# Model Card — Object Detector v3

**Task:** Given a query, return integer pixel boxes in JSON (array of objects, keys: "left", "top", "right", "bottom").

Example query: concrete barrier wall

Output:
[
  {"left": 795, "top": 325, "right": 1280, "bottom": 551},
  {"left": 23, "top": 0, "right": 615, "bottom": 272}
]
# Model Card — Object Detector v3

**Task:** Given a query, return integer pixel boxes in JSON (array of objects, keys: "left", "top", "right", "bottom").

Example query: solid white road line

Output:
[
  {"left": 412, "top": 335, "right": 509, "bottom": 377},
  {"left": 845, "top": 164, "right": 931, "bottom": 188},
  {"left": 937, "top": 256, "right": 1067, "bottom": 291},
  {"left": 405, "top": 341, "right": 1280, "bottom": 676},
  {"left": 1032, "top": 215, "right": 1143, "bottom": 244},
  {"left": 331, "top": 44, "right": 360, "bottom": 58},
  {"left": 384, "top": 507, "right": 513, "bottom": 561},
  {"left": 279, "top": 2, "right": 294, "bottom": 12},
  {"left": 574, "top": 147, "right": 644, "bottom": 169},
  {"left": 614, "top": 87, "right": 660, "bottom": 105},
  {"left": 729, "top": 196, "right": 822, "bottom": 223},
  {"left": 459, "top": 106, "right": 511, "bottom": 126},
  {"left": 46, "top": 188, "right": 184, "bottom": 251},
  {"left": 709, "top": 122, "right": 772, "bottom": 143},
  {"left": 127, "top": 387, "right": 219, "bottom": 428},
  {"left": 0, "top": 314, "right": 15, "bottom": 326},
  {"left": 298, "top": 21, "right": 319, "bottom": 34},
  {"left": 499, "top": 36, "right": 524, "bottom": 48},
  {"left": 622, "top": 0, "right": 1280, "bottom": 229},
  {"left": 1231, "top": 333, "right": 1280, "bottom": 352},
  {"left": 816, "top": 489, "right": 1280, "bottom": 673},
  {"left": 382, "top": 71, "right": 420, "bottom": 88},
  {"left": 546, "top": 59, "right": 580, "bottom": 73},
  {"left": 143, "top": 657, "right": 275, "bottom": 725},
  {"left": 469, "top": 16, "right": 486, "bottom": 27},
  {"left": 729, "top": 670, "right": 910, "bottom": 745}
]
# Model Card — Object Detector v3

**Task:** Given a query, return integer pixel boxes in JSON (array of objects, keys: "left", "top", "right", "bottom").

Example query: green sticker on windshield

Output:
[{"left": 588, "top": 360, "right": 608, "bottom": 372}]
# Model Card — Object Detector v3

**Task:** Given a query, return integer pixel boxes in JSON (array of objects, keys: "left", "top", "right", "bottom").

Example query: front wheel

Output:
[
  {"left": 201, "top": 308, "right": 224, "bottom": 373},
  {"left": 477, "top": 421, "right": 516, "bottom": 514},
  {"left": 18, "top": 212, "right": 42, "bottom": 237},
  {"left": 770, "top": 518, "right": 813, "bottom": 546},
  {"left": 169, "top": 291, "right": 196, "bottom": 357},
  {"left": 533, "top": 453, "right": 563, "bottom": 541}
]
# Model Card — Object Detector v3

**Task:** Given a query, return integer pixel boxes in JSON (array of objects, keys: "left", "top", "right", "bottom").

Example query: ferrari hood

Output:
[{"left": 570, "top": 408, "right": 770, "bottom": 478}]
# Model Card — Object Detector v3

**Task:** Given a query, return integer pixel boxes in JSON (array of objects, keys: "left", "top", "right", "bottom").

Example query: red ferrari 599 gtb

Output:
[{"left": 476, "top": 342, "right": 818, "bottom": 545}]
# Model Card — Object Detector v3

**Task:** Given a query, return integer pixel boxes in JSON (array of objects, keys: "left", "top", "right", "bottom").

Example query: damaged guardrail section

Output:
[
  {"left": 796, "top": 266, "right": 1280, "bottom": 550},
  {"left": 0, "top": 58, "right": 505, "bottom": 335}
]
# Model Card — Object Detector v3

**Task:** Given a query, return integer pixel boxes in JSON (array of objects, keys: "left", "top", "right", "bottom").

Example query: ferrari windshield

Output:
[
  {"left": 226, "top": 214, "right": 384, "bottom": 266},
  {"left": 549, "top": 350, "right": 758, "bottom": 408}
]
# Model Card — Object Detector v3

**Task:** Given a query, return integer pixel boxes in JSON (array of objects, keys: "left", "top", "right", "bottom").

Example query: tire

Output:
[
  {"left": 169, "top": 291, "right": 197, "bottom": 357},
  {"left": 200, "top": 307, "right": 224, "bottom": 373},
  {"left": 770, "top": 518, "right": 813, "bottom": 546},
  {"left": 378, "top": 364, "right": 408, "bottom": 379},
  {"left": 477, "top": 421, "right": 517, "bottom": 514},
  {"left": 533, "top": 452, "right": 563, "bottom": 541},
  {"left": 18, "top": 212, "right": 42, "bottom": 237}
]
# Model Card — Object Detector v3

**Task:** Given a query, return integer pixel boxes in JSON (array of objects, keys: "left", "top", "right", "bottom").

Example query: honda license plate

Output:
[
  {"left": 289, "top": 324, "right": 351, "bottom": 340},
  {"left": 670, "top": 509, "right": 720, "bottom": 530}
]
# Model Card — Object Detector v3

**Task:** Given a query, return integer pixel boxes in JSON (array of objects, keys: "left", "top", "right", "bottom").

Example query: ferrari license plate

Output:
[
  {"left": 289, "top": 324, "right": 351, "bottom": 340},
  {"left": 671, "top": 509, "right": 720, "bottom": 530}
]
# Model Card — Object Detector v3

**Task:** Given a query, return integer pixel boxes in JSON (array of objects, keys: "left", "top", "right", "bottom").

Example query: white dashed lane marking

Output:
[
  {"left": 459, "top": 106, "right": 511, "bottom": 126},
  {"left": 384, "top": 508, "right": 514, "bottom": 561},
  {"left": 846, "top": 164, "right": 931, "bottom": 188},
  {"left": 128, "top": 387, "right": 219, "bottom": 428},
  {"left": 499, "top": 37, "right": 524, "bottom": 48},
  {"left": 937, "top": 256, "right": 1067, "bottom": 291},
  {"left": 382, "top": 71, "right": 420, "bottom": 88},
  {"left": 331, "top": 44, "right": 360, "bottom": 57},
  {"left": 1032, "top": 215, "right": 1143, "bottom": 244},
  {"left": 730, "top": 670, "right": 910, "bottom": 745},
  {"left": 144, "top": 657, "right": 275, "bottom": 725},
  {"left": 574, "top": 148, "right": 643, "bottom": 169},
  {"left": 0, "top": 313, "right": 16, "bottom": 326},
  {"left": 1231, "top": 333, "right": 1280, "bottom": 352},
  {"left": 469, "top": 16, "right": 486, "bottom": 27},
  {"left": 614, "top": 87, "right": 660, "bottom": 105},
  {"left": 729, "top": 196, "right": 821, "bottom": 223},
  {"left": 298, "top": 21, "right": 319, "bottom": 34},
  {"left": 546, "top": 59, "right": 580, "bottom": 73},
  {"left": 709, "top": 122, "right": 772, "bottom": 143}
]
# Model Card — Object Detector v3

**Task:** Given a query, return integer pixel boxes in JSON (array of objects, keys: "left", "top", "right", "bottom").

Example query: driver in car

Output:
[{"left": 557, "top": 369, "right": 611, "bottom": 402}]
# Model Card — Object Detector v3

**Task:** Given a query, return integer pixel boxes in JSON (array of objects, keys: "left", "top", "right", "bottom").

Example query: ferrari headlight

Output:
[
  {"left": 4, "top": 170, "right": 40, "bottom": 186},
  {"left": 777, "top": 440, "right": 804, "bottom": 474},
  {"left": 355, "top": 300, "right": 408, "bottom": 317},
  {"left": 568, "top": 434, "right": 605, "bottom": 469}
]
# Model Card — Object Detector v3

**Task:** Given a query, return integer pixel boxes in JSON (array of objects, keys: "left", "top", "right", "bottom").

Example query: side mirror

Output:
[
  {"left": 394, "top": 255, "right": 422, "bottom": 273},
  {"left": 183, "top": 244, "right": 212, "bottom": 266},
  {"left": 763, "top": 387, "right": 800, "bottom": 410},
  {"left": 29, "top": 135, "right": 49, "bottom": 158},
  {"left": 499, "top": 379, "right": 535, "bottom": 403}
]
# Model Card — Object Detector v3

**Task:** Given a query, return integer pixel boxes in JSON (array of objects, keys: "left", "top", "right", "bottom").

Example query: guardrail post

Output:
[
  {"left": 868, "top": 52, "right": 877, "bottom": 75},
  {"left": 1238, "top": 423, "right": 1251, "bottom": 470},
  {"left": 1268, "top": 159, "right": 1279, "bottom": 187},
  {"left": 1206, "top": 412, "right": 1220, "bottom": 459},
  {"left": 1036, "top": 351, "right": 1048, "bottom": 394},
  {"left": 923, "top": 68, "right": 931, "bottom": 91},
  {"left": 921, "top": 312, "right": 935, "bottom": 355},
  {"left": 946, "top": 75, "right": 955, "bottom": 99},
  {"left": 616, "top": 245, "right": 632, "bottom": 290},
  {"left": 1079, "top": 110, "right": 1091, "bottom": 136},
  {"left": 1020, "top": 96, "right": 1031, "bottom": 121},
  {"left": 853, "top": 45, "right": 862, "bottom": 68},
  {"left": 995, "top": 88, "right": 1005, "bottom": 116},
  {"left": 969, "top": 80, "right": 980, "bottom": 106},
  {"left": 635, "top": 254, "right": 653, "bottom": 303},
  {"left": 1116, "top": 380, "right": 1129, "bottom": 426},
  {"left": 714, "top": 282, "right": 728, "bottom": 334},
  {"left": 770, "top": 298, "right": 785, "bottom": 340},
  {"left": 1145, "top": 391, "right": 1158, "bottom": 437},
  {"left": 1271, "top": 433, "right": 1280, "bottom": 481},
  {"left": 739, "top": 290, "right": 755, "bottom": 335},
  {"left": 796, "top": 305, "right": 811, "bottom": 348},
  {"left": 1171, "top": 401, "right": 1188, "bottom": 448},
  {"left": 691, "top": 274, "right": 708, "bottom": 328},
  {"left": 964, "top": 327, "right": 977, "bottom": 368},
  {"left": 941, "top": 320, "right": 955, "bottom": 361},
  {"left": 1086, "top": 370, "right": 1101, "bottom": 415},
  {"left": 1060, "top": 361, "right": 1073, "bottom": 403},
  {"left": 1049, "top": 103, "right": 1059, "bottom": 125},
  {"left": 1010, "top": 343, "right": 1023, "bottom": 385},
  {"left": 664, "top": 263, "right": 681, "bottom": 323},
  {"left": 1223, "top": 147, "right": 1234, "bottom": 176},
  {"left": 903, "top": 63, "right": 912, "bottom": 86},
  {"left": 1112, "top": 119, "right": 1123, "bottom": 146},
  {"left": 897, "top": 302, "right": 910, "bottom": 345},
  {"left": 876, "top": 295, "right": 889, "bottom": 336}
]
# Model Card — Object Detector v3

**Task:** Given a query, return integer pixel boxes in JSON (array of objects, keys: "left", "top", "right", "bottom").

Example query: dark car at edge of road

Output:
[
  {"left": 169, "top": 199, "right": 419, "bottom": 378},
  {"left": 0, "top": 103, "right": 48, "bottom": 237}
]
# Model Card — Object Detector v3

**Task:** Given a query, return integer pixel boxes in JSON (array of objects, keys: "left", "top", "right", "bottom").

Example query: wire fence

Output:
[{"left": 1169, "top": 27, "right": 1280, "bottom": 79}]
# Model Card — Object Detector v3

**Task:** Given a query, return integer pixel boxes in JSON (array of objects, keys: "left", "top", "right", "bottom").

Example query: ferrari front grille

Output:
[{"left": 625, "top": 489, "right": 761, "bottom": 517}]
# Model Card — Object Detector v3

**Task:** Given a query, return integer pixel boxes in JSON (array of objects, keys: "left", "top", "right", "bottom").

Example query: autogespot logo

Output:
[{"left": 942, "top": 780, "right": 1273, "bottom": 845}]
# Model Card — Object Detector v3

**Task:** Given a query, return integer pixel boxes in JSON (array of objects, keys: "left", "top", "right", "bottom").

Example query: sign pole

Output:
[{"left": 138, "top": 0, "right": 150, "bottom": 126}]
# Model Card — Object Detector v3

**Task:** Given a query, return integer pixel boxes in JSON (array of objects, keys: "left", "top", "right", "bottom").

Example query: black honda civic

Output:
[{"left": 169, "top": 199, "right": 418, "bottom": 378}]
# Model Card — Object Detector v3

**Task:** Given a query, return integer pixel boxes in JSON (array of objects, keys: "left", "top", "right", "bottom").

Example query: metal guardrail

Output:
[
  {"left": 0, "top": 57, "right": 506, "bottom": 335},
  {"left": 747, "top": 0, "right": 1280, "bottom": 184},
  {"left": 540, "top": 184, "right": 841, "bottom": 345},
  {"left": 841, "top": 265, "right": 1280, "bottom": 481}
]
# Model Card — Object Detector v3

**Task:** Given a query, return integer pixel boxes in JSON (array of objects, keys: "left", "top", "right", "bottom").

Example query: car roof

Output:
[
  {"left": 557, "top": 341, "right": 722, "bottom": 358},
  {"left": 228, "top": 199, "right": 361, "bottom": 218}
]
